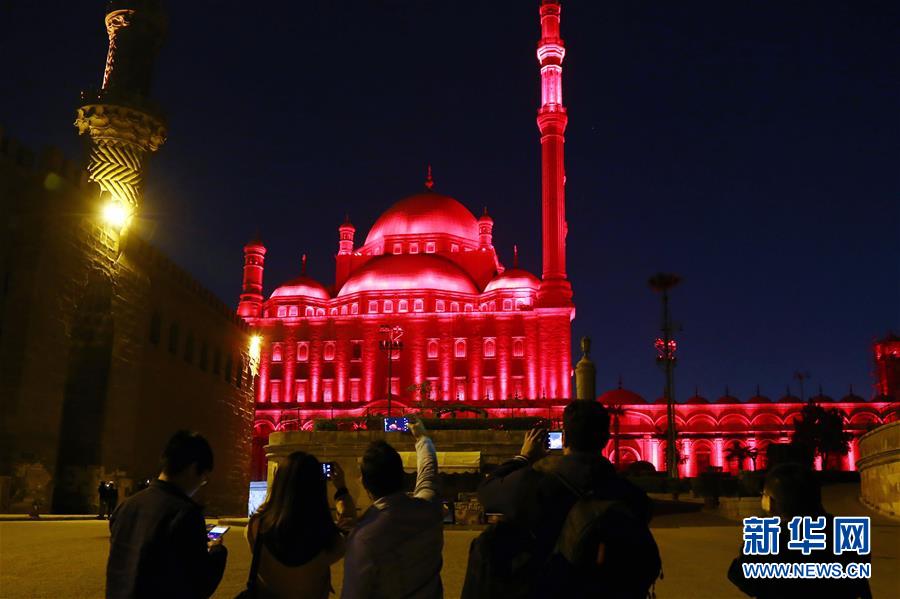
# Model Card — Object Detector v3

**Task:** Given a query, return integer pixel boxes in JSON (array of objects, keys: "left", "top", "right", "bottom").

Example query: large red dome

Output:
[
  {"left": 364, "top": 192, "right": 479, "bottom": 246},
  {"left": 338, "top": 254, "right": 479, "bottom": 296},
  {"left": 484, "top": 268, "right": 540, "bottom": 293},
  {"left": 270, "top": 276, "right": 330, "bottom": 300}
]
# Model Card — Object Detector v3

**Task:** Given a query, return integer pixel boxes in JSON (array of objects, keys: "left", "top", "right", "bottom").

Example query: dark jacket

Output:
[
  {"left": 106, "top": 480, "right": 227, "bottom": 599},
  {"left": 477, "top": 452, "right": 653, "bottom": 598},
  {"left": 479, "top": 452, "right": 652, "bottom": 543}
]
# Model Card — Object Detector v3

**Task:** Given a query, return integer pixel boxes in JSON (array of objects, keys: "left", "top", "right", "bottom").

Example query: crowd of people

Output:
[{"left": 104, "top": 401, "right": 872, "bottom": 599}]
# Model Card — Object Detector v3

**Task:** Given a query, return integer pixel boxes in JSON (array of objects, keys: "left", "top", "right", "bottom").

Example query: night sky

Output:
[{"left": 1, "top": 1, "right": 897, "bottom": 402}]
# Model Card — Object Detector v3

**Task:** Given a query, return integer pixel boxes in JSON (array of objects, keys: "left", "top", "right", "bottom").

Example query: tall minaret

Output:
[
  {"left": 536, "top": 0, "right": 573, "bottom": 307},
  {"left": 75, "top": 0, "right": 167, "bottom": 224}
]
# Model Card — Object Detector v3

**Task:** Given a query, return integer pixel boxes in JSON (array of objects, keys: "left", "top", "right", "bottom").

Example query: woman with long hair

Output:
[{"left": 246, "top": 451, "right": 356, "bottom": 598}]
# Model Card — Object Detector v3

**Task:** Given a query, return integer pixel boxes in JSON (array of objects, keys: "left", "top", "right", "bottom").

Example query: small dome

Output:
[
  {"left": 484, "top": 268, "right": 540, "bottom": 293},
  {"left": 841, "top": 391, "right": 865, "bottom": 403},
  {"left": 364, "top": 192, "right": 479, "bottom": 246},
  {"left": 598, "top": 388, "right": 645, "bottom": 405},
  {"left": 748, "top": 394, "right": 771, "bottom": 403},
  {"left": 270, "top": 276, "right": 330, "bottom": 300},
  {"left": 779, "top": 390, "right": 802, "bottom": 403},
  {"left": 809, "top": 391, "right": 834, "bottom": 403},
  {"left": 338, "top": 254, "right": 478, "bottom": 296},
  {"left": 716, "top": 391, "right": 738, "bottom": 404},
  {"left": 748, "top": 386, "right": 771, "bottom": 403},
  {"left": 685, "top": 393, "right": 708, "bottom": 405}
]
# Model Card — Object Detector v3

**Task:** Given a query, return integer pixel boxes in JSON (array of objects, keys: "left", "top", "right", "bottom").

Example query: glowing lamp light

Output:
[
  {"left": 101, "top": 199, "right": 131, "bottom": 230},
  {"left": 248, "top": 334, "right": 263, "bottom": 376}
]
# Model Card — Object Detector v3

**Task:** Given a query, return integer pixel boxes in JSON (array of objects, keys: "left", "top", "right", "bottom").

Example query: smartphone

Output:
[
  {"left": 207, "top": 525, "right": 229, "bottom": 541},
  {"left": 322, "top": 461, "right": 334, "bottom": 479},
  {"left": 441, "top": 500, "right": 454, "bottom": 524},
  {"left": 547, "top": 431, "right": 563, "bottom": 451},
  {"left": 384, "top": 417, "right": 409, "bottom": 432}
]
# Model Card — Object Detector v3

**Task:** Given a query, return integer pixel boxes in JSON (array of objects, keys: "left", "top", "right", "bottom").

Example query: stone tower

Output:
[
  {"left": 536, "top": 0, "right": 573, "bottom": 307},
  {"left": 74, "top": 0, "right": 167, "bottom": 220}
]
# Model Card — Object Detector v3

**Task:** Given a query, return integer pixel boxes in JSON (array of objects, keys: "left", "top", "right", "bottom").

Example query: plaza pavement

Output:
[{"left": 0, "top": 484, "right": 896, "bottom": 598}]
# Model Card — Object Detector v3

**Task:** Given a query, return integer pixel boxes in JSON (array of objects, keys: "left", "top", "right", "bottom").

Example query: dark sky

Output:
[{"left": 1, "top": 1, "right": 897, "bottom": 402}]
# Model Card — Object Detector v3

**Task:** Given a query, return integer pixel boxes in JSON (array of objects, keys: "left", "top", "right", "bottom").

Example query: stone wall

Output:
[
  {"left": 857, "top": 421, "right": 900, "bottom": 518},
  {"left": 266, "top": 429, "right": 527, "bottom": 510},
  {"left": 0, "top": 132, "right": 254, "bottom": 515}
]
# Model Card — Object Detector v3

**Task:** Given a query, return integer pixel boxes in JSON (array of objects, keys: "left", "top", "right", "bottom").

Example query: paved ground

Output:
[{"left": 1, "top": 484, "right": 896, "bottom": 598}]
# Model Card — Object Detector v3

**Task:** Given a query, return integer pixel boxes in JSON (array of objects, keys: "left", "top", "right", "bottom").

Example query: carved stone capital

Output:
[{"left": 74, "top": 103, "right": 167, "bottom": 153}]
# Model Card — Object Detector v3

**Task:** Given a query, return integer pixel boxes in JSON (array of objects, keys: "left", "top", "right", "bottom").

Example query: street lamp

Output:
[
  {"left": 378, "top": 325, "right": 404, "bottom": 417},
  {"left": 649, "top": 272, "right": 681, "bottom": 480}
]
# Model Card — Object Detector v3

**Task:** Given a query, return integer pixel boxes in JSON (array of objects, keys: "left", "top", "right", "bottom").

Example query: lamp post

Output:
[
  {"left": 378, "top": 325, "right": 404, "bottom": 417},
  {"left": 649, "top": 272, "right": 681, "bottom": 480}
]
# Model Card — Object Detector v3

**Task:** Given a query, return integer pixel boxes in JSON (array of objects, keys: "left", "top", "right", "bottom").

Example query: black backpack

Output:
[{"left": 462, "top": 471, "right": 661, "bottom": 599}]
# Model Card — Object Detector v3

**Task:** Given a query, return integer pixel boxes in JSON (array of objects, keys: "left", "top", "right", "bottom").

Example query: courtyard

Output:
[{"left": 1, "top": 484, "right": 896, "bottom": 598}]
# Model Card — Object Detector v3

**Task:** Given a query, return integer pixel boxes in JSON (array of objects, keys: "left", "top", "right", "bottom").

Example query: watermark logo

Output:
[
  {"left": 833, "top": 517, "right": 870, "bottom": 556},
  {"left": 787, "top": 516, "right": 827, "bottom": 555},
  {"left": 742, "top": 516, "right": 781, "bottom": 556},
  {"left": 741, "top": 516, "right": 872, "bottom": 579}
]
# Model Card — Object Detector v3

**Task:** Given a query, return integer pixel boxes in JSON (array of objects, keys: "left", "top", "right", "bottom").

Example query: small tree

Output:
[
  {"left": 725, "top": 441, "right": 757, "bottom": 473},
  {"left": 791, "top": 401, "right": 851, "bottom": 469}
]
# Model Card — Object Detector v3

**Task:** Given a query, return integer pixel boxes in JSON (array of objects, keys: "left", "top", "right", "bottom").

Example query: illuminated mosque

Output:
[{"left": 238, "top": 1, "right": 899, "bottom": 478}]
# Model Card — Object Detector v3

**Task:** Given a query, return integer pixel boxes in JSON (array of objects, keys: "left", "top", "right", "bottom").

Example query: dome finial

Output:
[
  {"left": 618, "top": 374, "right": 623, "bottom": 389},
  {"left": 301, "top": 253, "right": 307, "bottom": 276},
  {"left": 424, "top": 165, "right": 434, "bottom": 191},
  {"left": 513, "top": 244, "right": 519, "bottom": 268}
]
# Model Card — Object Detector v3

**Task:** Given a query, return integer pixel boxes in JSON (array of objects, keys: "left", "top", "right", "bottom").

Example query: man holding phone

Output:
[
  {"left": 341, "top": 418, "right": 443, "bottom": 598},
  {"left": 106, "top": 431, "right": 227, "bottom": 599}
]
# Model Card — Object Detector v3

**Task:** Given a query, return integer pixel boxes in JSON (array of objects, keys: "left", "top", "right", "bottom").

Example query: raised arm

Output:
[
  {"left": 478, "top": 427, "right": 546, "bottom": 516},
  {"left": 409, "top": 418, "right": 439, "bottom": 501}
]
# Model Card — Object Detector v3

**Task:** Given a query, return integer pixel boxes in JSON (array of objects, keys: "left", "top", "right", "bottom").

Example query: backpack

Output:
[{"left": 461, "top": 471, "right": 662, "bottom": 599}]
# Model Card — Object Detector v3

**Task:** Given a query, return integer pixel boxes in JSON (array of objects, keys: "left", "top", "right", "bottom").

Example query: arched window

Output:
[
  {"left": 414, "top": 298, "right": 424, "bottom": 312},
  {"left": 184, "top": 332, "right": 195, "bottom": 363},
  {"left": 330, "top": 307, "right": 338, "bottom": 316},
  {"left": 450, "top": 302, "right": 460, "bottom": 313},
  {"left": 149, "top": 311, "right": 162, "bottom": 345},
  {"left": 484, "top": 338, "right": 496, "bottom": 358},
  {"left": 199, "top": 341, "right": 209, "bottom": 370},
  {"left": 398, "top": 299, "right": 408, "bottom": 313},
  {"left": 315, "top": 307, "right": 325, "bottom": 317},
  {"left": 425, "top": 241, "right": 436, "bottom": 253},
  {"left": 168, "top": 322, "right": 180, "bottom": 354},
  {"left": 323, "top": 341, "right": 336, "bottom": 361},
  {"left": 271, "top": 343, "right": 283, "bottom": 362},
  {"left": 502, "top": 299, "right": 513, "bottom": 311},
  {"left": 383, "top": 300, "right": 393, "bottom": 313},
  {"left": 341, "top": 304, "right": 348, "bottom": 315},
  {"left": 368, "top": 300, "right": 378, "bottom": 313},
  {"left": 351, "top": 303, "right": 359, "bottom": 315},
  {"left": 427, "top": 339, "right": 439, "bottom": 359},
  {"left": 288, "top": 305, "right": 298, "bottom": 317},
  {"left": 295, "top": 379, "right": 308, "bottom": 402},
  {"left": 513, "top": 338, "right": 525, "bottom": 357},
  {"left": 277, "top": 305, "right": 287, "bottom": 318},
  {"left": 305, "top": 306, "right": 315, "bottom": 317},
  {"left": 296, "top": 342, "right": 309, "bottom": 362},
  {"left": 435, "top": 300, "right": 445, "bottom": 312},
  {"left": 455, "top": 338, "right": 467, "bottom": 358},
  {"left": 409, "top": 242, "right": 419, "bottom": 254},
  {"left": 464, "top": 303, "right": 474, "bottom": 312}
]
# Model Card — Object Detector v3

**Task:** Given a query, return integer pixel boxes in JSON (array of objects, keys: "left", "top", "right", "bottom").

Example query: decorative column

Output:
[
  {"left": 536, "top": 0, "right": 573, "bottom": 307},
  {"left": 574, "top": 337, "right": 596, "bottom": 401},
  {"left": 713, "top": 437, "right": 725, "bottom": 469},
  {"left": 75, "top": 0, "right": 167, "bottom": 222}
]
